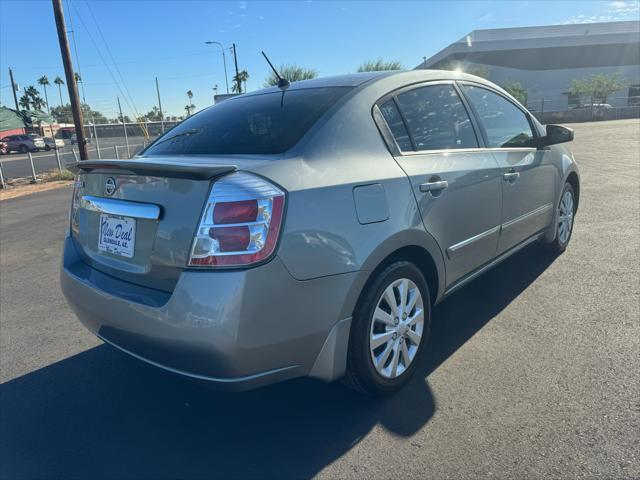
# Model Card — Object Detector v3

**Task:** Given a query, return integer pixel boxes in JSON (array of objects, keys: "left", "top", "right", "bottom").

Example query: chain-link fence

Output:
[{"left": 0, "top": 120, "right": 178, "bottom": 185}]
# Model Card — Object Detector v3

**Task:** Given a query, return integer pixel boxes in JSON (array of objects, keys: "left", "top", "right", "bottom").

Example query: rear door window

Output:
[
  {"left": 143, "top": 87, "right": 352, "bottom": 156},
  {"left": 461, "top": 85, "right": 535, "bottom": 148},
  {"left": 395, "top": 84, "right": 478, "bottom": 151},
  {"left": 379, "top": 100, "right": 412, "bottom": 152}
]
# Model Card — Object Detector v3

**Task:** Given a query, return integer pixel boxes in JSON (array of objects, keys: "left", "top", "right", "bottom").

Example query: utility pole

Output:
[
  {"left": 232, "top": 43, "right": 241, "bottom": 93},
  {"left": 51, "top": 0, "right": 87, "bottom": 160},
  {"left": 155, "top": 76, "right": 164, "bottom": 133},
  {"left": 8, "top": 68, "right": 19, "bottom": 111},
  {"left": 117, "top": 97, "right": 130, "bottom": 158}
]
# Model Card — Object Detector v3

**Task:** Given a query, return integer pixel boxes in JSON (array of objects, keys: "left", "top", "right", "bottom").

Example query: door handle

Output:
[
  {"left": 419, "top": 180, "right": 448, "bottom": 193},
  {"left": 503, "top": 170, "right": 520, "bottom": 182}
]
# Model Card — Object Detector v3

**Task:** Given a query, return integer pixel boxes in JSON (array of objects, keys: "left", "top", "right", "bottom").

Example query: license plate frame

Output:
[{"left": 98, "top": 214, "right": 136, "bottom": 258}]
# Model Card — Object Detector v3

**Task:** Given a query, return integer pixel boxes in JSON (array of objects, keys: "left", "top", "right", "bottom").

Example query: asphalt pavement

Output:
[
  {"left": 0, "top": 136, "right": 150, "bottom": 179},
  {"left": 0, "top": 119, "right": 638, "bottom": 479}
]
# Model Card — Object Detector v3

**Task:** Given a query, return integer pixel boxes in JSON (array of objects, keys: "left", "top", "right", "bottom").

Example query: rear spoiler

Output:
[{"left": 68, "top": 160, "right": 237, "bottom": 180}]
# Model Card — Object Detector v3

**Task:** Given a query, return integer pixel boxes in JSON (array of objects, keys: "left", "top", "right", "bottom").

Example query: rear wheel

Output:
[
  {"left": 550, "top": 182, "right": 576, "bottom": 253},
  {"left": 19, "top": 145, "right": 28, "bottom": 154},
  {"left": 45, "top": 145, "right": 51, "bottom": 151},
  {"left": 343, "top": 260, "right": 431, "bottom": 395}
]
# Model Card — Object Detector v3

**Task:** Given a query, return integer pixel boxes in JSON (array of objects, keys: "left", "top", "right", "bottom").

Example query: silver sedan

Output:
[{"left": 61, "top": 70, "right": 579, "bottom": 395}]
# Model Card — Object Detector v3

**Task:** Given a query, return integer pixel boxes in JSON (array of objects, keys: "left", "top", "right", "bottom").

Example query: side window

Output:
[
  {"left": 379, "top": 100, "right": 412, "bottom": 152},
  {"left": 395, "top": 84, "right": 478, "bottom": 151},
  {"left": 461, "top": 85, "right": 535, "bottom": 148}
]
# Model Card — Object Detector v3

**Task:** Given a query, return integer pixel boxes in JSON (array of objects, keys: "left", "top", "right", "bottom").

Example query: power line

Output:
[
  {"left": 8, "top": 52, "right": 212, "bottom": 70},
  {"left": 69, "top": 2, "right": 141, "bottom": 122},
  {"left": 84, "top": 1, "right": 144, "bottom": 121}
]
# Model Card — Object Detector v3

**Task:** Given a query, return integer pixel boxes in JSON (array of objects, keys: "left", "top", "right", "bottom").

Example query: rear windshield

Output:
[{"left": 143, "top": 87, "right": 352, "bottom": 156}]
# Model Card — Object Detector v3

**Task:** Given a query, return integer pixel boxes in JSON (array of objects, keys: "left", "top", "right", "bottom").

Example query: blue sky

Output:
[{"left": 1, "top": 0, "right": 638, "bottom": 119}]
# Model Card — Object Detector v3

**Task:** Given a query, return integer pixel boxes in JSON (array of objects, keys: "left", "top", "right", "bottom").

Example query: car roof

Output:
[
  {"left": 241, "top": 71, "right": 394, "bottom": 97},
  {"left": 241, "top": 69, "right": 503, "bottom": 98}
]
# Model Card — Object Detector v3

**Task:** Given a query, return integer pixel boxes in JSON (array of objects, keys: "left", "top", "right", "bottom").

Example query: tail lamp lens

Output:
[{"left": 188, "top": 172, "right": 285, "bottom": 267}]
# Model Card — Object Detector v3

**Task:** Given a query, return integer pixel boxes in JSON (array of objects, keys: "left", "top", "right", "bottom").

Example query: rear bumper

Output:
[{"left": 60, "top": 235, "right": 360, "bottom": 390}]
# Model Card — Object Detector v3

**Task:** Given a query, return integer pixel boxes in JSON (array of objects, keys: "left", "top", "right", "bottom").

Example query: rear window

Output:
[{"left": 144, "top": 87, "right": 352, "bottom": 156}]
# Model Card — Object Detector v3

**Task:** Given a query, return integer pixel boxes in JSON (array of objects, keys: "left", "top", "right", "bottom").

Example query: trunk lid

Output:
[{"left": 70, "top": 157, "right": 251, "bottom": 292}]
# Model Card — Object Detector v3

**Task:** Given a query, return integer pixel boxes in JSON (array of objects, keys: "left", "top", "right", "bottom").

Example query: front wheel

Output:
[
  {"left": 343, "top": 260, "right": 431, "bottom": 395},
  {"left": 550, "top": 182, "right": 576, "bottom": 253}
]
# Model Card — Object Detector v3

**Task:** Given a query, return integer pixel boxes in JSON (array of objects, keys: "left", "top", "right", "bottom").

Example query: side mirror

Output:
[{"left": 541, "top": 124, "right": 574, "bottom": 147}]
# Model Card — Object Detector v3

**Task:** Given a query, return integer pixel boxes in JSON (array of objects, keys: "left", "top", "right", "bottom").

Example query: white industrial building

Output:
[{"left": 417, "top": 21, "right": 640, "bottom": 112}]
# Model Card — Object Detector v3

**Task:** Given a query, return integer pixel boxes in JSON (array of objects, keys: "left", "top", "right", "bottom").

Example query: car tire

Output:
[
  {"left": 19, "top": 145, "right": 28, "bottom": 154},
  {"left": 550, "top": 182, "right": 576, "bottom": 253},
  {"left": 45, "top": 145, "right": 51, "bottom": 151},
  {"left": 343, "top": 260, "right": 431, "bottom": 396}
]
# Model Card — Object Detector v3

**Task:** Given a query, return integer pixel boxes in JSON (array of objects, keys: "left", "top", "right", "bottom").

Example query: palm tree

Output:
[
  {"left": 357, "top": 59, "right": 403, "bottom": 72},
  {"left": 37, "top": 76, "right": 51, "bottom": 113},
  {"left": 23, "top": 86, "right": 46, "bottom": 111},
  {"left": 232, "top": 70, "right": 249, "bottom": 93},
  {"left": 186, "top": 90, "right": 195, "bottom": 115},
  {"left": 54, "top": 76, "right": 65, "bottom": 106},
  {"left": 263, "top": 64, "right": 318, "bottom": 87},
  {"left": 185, "top": 104, "right": 196, "bottom": 116},
  {"left": 19, "top": 94, "right": 31, "bottom": 110}
]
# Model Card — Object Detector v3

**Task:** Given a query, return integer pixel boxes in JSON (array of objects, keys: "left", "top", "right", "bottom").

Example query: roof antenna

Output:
[{"left": 262, "top": 51, "right": 290, "bottom": 90}]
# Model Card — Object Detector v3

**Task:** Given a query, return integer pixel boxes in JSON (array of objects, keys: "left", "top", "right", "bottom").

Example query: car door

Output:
[
  {"left": 460, "top": 83, "right": 557, "bottom": 254},
  {"left": 377, "top": 82, "right": 503, "bottom": 286},
  {"left": 5, "top": 136, "right": 17, "bottom": 151}
]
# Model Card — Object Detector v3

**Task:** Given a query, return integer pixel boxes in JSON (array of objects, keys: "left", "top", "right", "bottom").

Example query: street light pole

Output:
[{"left": 205, "top": 41, "right": 229, "bottom": 94}]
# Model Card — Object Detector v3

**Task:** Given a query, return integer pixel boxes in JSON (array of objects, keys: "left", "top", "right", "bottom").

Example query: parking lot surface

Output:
[{"left": 1, "top": 119, "right": 638, "bottom": 479}]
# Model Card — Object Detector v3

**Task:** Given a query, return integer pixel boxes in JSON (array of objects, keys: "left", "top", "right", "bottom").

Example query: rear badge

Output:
[{"left": 104, "top": 177, "right": 117, "bottom": 196}]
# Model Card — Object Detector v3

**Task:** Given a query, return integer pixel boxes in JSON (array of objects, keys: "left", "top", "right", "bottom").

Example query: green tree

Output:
[
  {"left": 502, "top": 81, "right": 528, "bottom": 105},
  {"left": 22, "top": 86, "right": 46, "bottom": 111},
  {"left": 263, "top": 64, "right": 318, "bottom": 87},
  {"left": 569, "top": 72, "right": 625, "bottom": 105},
  {"left": 141, "top": 106, "right": 163, "bottom": 121},
  {"left": 357, "top": 59, "right": 403, "bottom": 72},
  {"left": 51, "top": 102, "right": 107, "bottom": 124},
  {"left": 37, "top": 76, "right": 51, "bottom": 113},
  {"left": 19, "top": 94, "right": 31, "bottom": 110},
  {"left": 53, "top": 76, "right": 65, "bottom": 106},
  {"left": 186, "top": 89, "right": 194, "bottom": 114},
  {"left": 232, "top": 70, "right": 249, "bottom": 93}
]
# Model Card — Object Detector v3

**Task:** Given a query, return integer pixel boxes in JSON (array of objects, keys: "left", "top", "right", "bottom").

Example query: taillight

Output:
[
  {"left": 69, "top": 176, "right": 83, "bottom": 234},
  {"left": 188, "top": 172, "right": 285, "bottom": 267}
]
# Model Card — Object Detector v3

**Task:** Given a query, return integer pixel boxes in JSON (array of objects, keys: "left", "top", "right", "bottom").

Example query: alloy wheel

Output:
[
  {"left": 369, "top": 278, "right": 424, "bottom": 379},
  {"left": 558, "top": 190, "right": 574, "bottom": 245}
]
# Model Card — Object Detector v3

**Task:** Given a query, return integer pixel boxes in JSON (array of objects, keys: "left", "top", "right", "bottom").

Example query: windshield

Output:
[{"left": 143, "top": 87, "right": 352, "bottom": 156}]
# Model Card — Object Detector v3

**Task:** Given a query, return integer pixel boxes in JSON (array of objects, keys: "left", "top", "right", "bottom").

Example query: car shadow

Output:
[{"left": 0, "top": 243, "right": 557, "bottom": 479}]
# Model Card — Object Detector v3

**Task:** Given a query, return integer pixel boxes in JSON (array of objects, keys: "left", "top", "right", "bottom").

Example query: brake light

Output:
[{"left": 188, "top": 172, "right": 285, "bottom": 267}]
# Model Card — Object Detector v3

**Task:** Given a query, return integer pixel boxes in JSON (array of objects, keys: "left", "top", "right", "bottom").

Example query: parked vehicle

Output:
[
  {"left": 0, "top": 134, "right": 44, "bottom": 153},
  {"left": 0, "top": 139, "right": 7, "bottom": 155},
  {"left": 61, "top": 71, "right": 579, "bottom": 395},
  {"left": 42, "top": 137, "right": 65, "bottom": 150},
  {"left": 28, "top": 133, "right": 63, "bottom": 151},
  {"left": 70, "top": 133, "right": 91, "bottom": 145}
]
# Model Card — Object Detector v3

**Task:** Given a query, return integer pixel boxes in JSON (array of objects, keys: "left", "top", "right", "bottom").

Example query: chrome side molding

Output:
[{"left": 80, "top": 195, "right": 161, "bottom": 220}]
